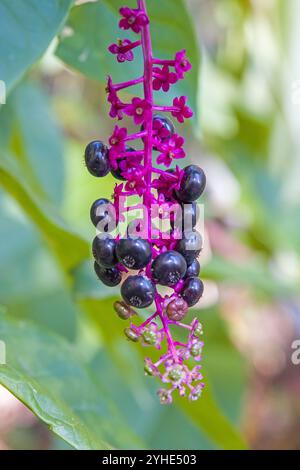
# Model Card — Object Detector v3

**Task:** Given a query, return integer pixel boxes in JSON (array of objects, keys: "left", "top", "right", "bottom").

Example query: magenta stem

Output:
[
  {"left": 151, "top": 167, "right": 178, "bottom": 180},
  {"left": 138, "top": 311, "right": 159, "bottom": 330},
  {"left": 124, "top": 130, "right": 147, "bottom": 141},
  {"left": 153, "top": 58, "right": 175, "bottom": 66},
  {"left": 153, "top": 105, "right": 178, "bottom": 112},
  {"left": 138, "top": 0, "right": 153, "bottom": 241},
  {"left": 114, "top": 76, "right": 144, "bottom": 91},
  {"left": 120, "top": 39, "right": 142, "bottom": 53},
  {"left": 169, "top": 320, "right": 192, "bottom": 330},
  {"left": 116, "top": 150, "right": 144, "bottom": 158},
  {"left": 155, "top": 296, "right": 179, "bottom": 362}
]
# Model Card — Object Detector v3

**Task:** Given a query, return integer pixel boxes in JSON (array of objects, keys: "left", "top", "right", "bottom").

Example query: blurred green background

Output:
[{"left": 0, "top": 0, "right": 300, "bottom": 450}]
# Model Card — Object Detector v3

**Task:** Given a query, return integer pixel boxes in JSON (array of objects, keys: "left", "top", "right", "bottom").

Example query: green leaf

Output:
[
  {"left": 55, "top": 0, "right": 200, "bottom": 114},
  {"left": 178, "top": 384, "right": 247, "bottom": 450},
  {"left": 0, "top": 310, "right": 143, "bottom": 449},
  {"left": 0, "top": 197, "right": 78, "bottom": 339},
  {"left": 8, "top": 82, "right": 66, "bottom": 205},
  {"left": 202, "top": 255, "right": 292, "bottom": 298},
  {"left": 0, "top": 152, "right": 89, "bottom": 271},
  {"left": 0, "top": 0, "right": 73, "bottom": 92}
]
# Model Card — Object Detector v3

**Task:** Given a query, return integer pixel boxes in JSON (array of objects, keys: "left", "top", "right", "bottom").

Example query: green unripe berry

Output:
[
  {"left": 194, "top": 324, "right": 203, "bottom": 338},
  {"left": 191, "top": 342, "right": 202, "bottom": 357},
  {"left": 144, "top": 364, "right": 155, "bottom": 376},
  {"left": 168, "top": 365, "right": 184, "bottom": 382},
  {"left": 142, "top": 330, "right": 157, "bottom": 345}
]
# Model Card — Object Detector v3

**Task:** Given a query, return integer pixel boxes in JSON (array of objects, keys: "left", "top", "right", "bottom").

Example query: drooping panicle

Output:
[{"left": 84, "top": 0, "right": 206, "bottom": 404}]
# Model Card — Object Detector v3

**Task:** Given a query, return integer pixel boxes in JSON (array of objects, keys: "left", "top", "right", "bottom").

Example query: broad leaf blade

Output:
[
  {"left": 0, "top": 152, "right": 89, "bottom": 271},
  {"left": 0, "top": 310, "right": 142, "bottom": 449},
  {"left": 0, "top": 0, "right": 73, "bottom": 92}
]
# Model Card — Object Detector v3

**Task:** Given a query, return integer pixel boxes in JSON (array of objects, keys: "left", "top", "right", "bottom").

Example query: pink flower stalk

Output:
[
  {"left": 124, "top": 97, "right": 152, "bottom": 125},
  {"left": 156, "top": 134, "right": 186, "bottom": 167},
  {"left": 109, "top": 125, "right": 127, "bottom": 151},
  {"left": 106, "top": 77, "right": 125, "bottom": 119},
  {"left": 85, "top": 0, "right": 206, "bottom": 404},
  {"left": 153, "top": 65, "right": 178, "bottom": 92},
  {"left": 119, "top": 6, "right": 149, "bottom": 33},
  {"left": 172, "top": 96, "right": 194, "bottom": 123},
  {"left": 174, "top": 49, "right": 192, "bottom": 79},
  {"left": 152, "top": 118, "right": 173, "bottom": 145},
  {"left": 108, "top": 39, "right": 141, "bottom": 62},
  {"left": 124, "top": 167, "right": 147, "bottom": 196},
  {"left": 152, "top": 166, "right": 184, "bottom": 198}
]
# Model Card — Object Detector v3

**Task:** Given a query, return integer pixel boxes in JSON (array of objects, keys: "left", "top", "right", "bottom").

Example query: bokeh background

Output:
[{"left": 0, "top": 0, "right": 300, "bottom": 450}]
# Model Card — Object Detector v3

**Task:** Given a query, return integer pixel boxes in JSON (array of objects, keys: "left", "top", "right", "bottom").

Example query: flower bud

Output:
[
  {"left": 157, "top": 389, "right": 172, "bottom": 405},
  {"left": 194, "top": 324, "right": 203, "bottom": 337},
  {"left": 142, "top": 329, "right": 157, "bottom": 346},
  {"left": 190, "top": 341, "right": 202, "bottom": 357},
  {"left": 189, "top": 384, "right": 204, "bottom": 401},
  {"left": 114, "top": 300, "right": 137, "bottom": 320},
  {"left": 168, "top": 364, "right": 184, "bottom": 382},
  {"left": 144, "top": 363, "right": 155, "bottom": 376},
  {"left": 166, "top": 298, "right": 188, "bottom": 321}
]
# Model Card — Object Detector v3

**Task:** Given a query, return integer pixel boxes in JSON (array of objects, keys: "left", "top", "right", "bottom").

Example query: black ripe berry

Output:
[
  {"left": 90, "top": 198, "right": 115, "bottom": 232},
  {"left": 85, "top": 141, "right": 110, "bottom": 177},
  {"left": 116, "top": 238, "right": 152, "bottom": 270},
  {"left": 176, "top": 230, "right": 202, "bottom": 265},
  {"left": 92, "top": 236, "right": 118, "bottom": 268},
  {"left": 121, "top": 275, "right": 155, "bottom": 308},
  {"left": 185, "top": 259, "right": 200, "bottom": 278},
  {"left": 94, "top": 261, "right": 122, "bottom": 287},
  {"left": 181, "top": 277, "right": 204, "bottom": 307},
  {"left": 151, "top": 250, "right": 187, "bottom": 286},
  {"left": 175, "top": 165, "right": 206, "bottom": 202},
  {"left": 111, "top": 146, "right": 135, "bottom": 181}
]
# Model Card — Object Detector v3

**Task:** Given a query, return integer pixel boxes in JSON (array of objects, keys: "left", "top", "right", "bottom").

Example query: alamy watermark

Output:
[
  {"left": 291, "top": 340, "right": 300, "bottom": 365},
  {"left": 94, "top": 200, "right": 205, "bottom": 251},
  {"left": 0, "top": 80, "right": 6, "bottom": 104},
  {"left": 0, "top": 340, "right": 6, "bottom": 365}
]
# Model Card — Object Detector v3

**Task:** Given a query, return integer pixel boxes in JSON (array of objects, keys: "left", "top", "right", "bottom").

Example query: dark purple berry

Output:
[
  {"left": 111, "top": 146, "right": 135, "bottom": 181},
  {"left": 90, "top": 198, "right": 116, "bottom": 232},
  {"left": 175, "top": 165, "right": 206, "bottom": 202},
  {"left": 121, "top": 275, "right": 155, "bottom": 309},
  {"left": 116, "top": 238, "right": 152, "bottom": 270},
  {"left": 185, "top": 259, "right": 200, "bottom": 278},
  {"left": 166, "top": 298, "right": 188, "bottom": 321},
  {"left": 176, "top": 230, "right": 202, "bottom": 265},
  {"left": 92, "top": 236, "right": 118, "bottom": 268},
  {"left": 84, "top": 141, "right": 110, "bottom": 177},
  {"left": 94, "top": 261, "right": 122, "bottom": 287},
  {"left": 151, "top": 250, "right": 187, "bottom": 286},
  {"left": 181, "top": 277, "right": 204, "bottom": 307}
]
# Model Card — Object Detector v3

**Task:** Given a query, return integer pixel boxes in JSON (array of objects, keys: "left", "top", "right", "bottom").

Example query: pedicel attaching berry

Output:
[{"left": 84, "top": 0, "right": 206, "bottom": 404}]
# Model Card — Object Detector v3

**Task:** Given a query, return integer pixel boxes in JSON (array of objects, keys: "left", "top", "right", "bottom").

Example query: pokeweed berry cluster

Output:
[{"left": 84, "top": 0, "right": 206, "bottom": 404}]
